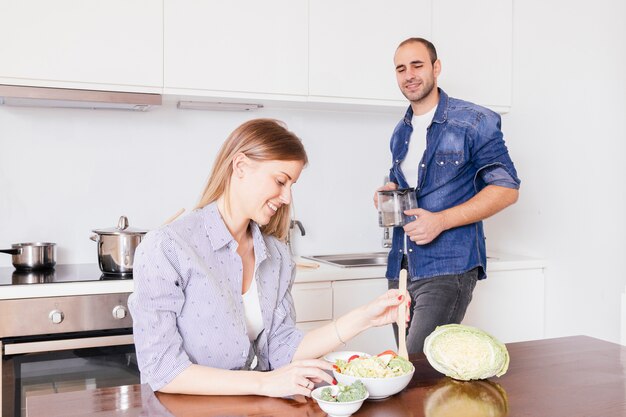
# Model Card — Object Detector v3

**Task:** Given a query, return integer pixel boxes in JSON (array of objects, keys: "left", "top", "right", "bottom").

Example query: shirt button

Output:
[
  {"left": 395, "top": 159, "right": 399, "bottom": 163},
  {"left": 408, "top": 249, "right": 413, "bottom": 252},
  {"left": 455, "top": 161, "right": 459, "bottom": 165},
  {"left": 421, "top": 163, "right": 425, "bottom": 167},
  {"left": 439, "top": 161, "right": 444, "bottom": 165}
]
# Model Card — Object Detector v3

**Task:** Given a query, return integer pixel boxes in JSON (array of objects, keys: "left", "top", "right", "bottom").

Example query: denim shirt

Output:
[{"left": 386, "top": 89, "right": 520, "bottom": 281}]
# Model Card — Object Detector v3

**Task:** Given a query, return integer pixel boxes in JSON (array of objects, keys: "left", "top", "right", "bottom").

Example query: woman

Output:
[{"left": 128, "top": 118, "right": 407, "bottom": 397}]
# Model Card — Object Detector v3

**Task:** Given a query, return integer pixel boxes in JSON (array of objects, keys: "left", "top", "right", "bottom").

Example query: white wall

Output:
[
  {"left": 1, "top": 0, "right": 625, "bottom": 343},
  {"left": 0, "top": 100, "right": 399, "bottom": 265},
  {"left": 485, "top": 0, "right": 626, "bottom": 343}
]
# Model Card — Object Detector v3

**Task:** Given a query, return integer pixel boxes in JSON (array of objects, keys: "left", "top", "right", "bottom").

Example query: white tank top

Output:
[{"left": 242, "top": 264, "right": 264, "bottom": 342}]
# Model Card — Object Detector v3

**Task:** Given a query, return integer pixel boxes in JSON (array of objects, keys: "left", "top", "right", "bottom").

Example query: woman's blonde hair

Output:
[{"left": 196, "top": 118, "right": 308, "bottom": 240}]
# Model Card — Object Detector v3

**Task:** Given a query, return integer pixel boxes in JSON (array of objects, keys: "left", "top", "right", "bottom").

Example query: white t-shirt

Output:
[
  {"left": 400, "top": 106, "right": 437, "bottom": 188},
  {"left": 242, "top": 264, "right": 264, "bottom": 342}
]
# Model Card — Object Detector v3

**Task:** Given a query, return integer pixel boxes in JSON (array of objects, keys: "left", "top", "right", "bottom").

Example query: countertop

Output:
[
  {"left": 0, "top": 251, "right": 545, "bottom": 300},
  {"left": 26, "top": 336, "right": 626, "bottom": 417}
]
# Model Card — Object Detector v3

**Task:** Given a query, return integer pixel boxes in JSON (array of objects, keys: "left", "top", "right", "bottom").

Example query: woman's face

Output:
[{"left": 235, "top": 157, "right": 304, "bottom": 225}]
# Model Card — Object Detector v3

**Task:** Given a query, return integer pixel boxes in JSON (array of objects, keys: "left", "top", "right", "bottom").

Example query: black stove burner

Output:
[
  {"left": 0, "top": 264, "right": 130, "bottom": 286},
  {"left": 100, "top": 272, "right": 133, "bottom": 280}
]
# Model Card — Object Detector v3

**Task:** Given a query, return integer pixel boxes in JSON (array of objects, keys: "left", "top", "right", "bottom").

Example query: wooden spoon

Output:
[{"left": 397, "top": 268, "right": 409, "bottom": 360}]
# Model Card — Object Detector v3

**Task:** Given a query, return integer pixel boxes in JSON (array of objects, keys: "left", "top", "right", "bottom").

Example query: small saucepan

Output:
[{"left": 0, "top": 242, "right": 56, "bottom": 270}]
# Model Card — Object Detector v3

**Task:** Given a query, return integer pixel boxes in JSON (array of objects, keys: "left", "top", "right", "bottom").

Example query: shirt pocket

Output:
[{"left": 432, "top": 151, "right": 465, "bottom": 186}]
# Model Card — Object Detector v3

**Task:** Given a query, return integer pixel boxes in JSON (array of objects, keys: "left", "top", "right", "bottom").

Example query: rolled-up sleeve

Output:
[
  {"left": 472, "top": 112, "right": 521, "bottom": 191},
  {"left": 128, "top": 230, "right": 192, "bottom": 391},
  {"left": 266, "top": 263, "right": 304, "bottom": 369}
]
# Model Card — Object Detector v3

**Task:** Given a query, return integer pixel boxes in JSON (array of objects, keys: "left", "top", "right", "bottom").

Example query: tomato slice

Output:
[
  {"left": 347, "top": 354, "right": 360, "bottom": 362},
  {"left": 377, "top": 350, "right": 398, "bottom": 357},
  {"left": 332, "top": 364, "right": 341, "bottom": 373}
]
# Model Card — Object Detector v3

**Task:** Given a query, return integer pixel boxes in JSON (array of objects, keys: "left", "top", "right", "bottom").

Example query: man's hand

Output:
[
  {"left": 402, "top": 208, "right": 447, "bottom": 245},
  {"left": 373, "top": 182, "right": 398, "bottom": 209}
]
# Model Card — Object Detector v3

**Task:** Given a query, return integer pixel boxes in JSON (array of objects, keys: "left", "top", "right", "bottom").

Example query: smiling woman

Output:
[{"left": 127, "top": 118, "right": 408, "bottom": 399}]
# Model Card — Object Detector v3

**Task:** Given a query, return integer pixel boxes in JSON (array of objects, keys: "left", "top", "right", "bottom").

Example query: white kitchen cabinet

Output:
[
  {"left": 463, "top": 267, "right": 545, "bottom": 343},
  {"left": 0, "top": 0, "right": 162, "bottom": 93},
  {"left": 164, "top": 0, "right": 308, "bottom": 99},
  {"left": 432, "top": 0, "right": 513, "bottom": 112},
  {"left": 332, "top": 278, "right": 397, "bottom": 354},
  {"left": 308, "top": 0, "right": 431, "bottom": 105},
  {"left": 291, "top": 281, "right": 333, "bottom": 323}
]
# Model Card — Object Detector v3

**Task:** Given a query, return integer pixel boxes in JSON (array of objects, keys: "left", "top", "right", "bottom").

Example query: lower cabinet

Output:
[
  {"left": 463, "top": 268, "right": 545, "bottom": 343},
  {"left": 292, "top": 265, "right": 545, "bottom": 355},
  {"left": 292, "top": 278, "right": 396, "bottom": 355}
]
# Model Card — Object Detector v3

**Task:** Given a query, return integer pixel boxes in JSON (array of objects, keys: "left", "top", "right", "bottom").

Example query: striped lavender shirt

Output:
[{"left": 128, "top": 202, "right": 304, "bottom": 391}]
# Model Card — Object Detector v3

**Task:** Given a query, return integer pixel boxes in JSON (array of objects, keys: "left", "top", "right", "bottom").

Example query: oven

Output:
[{"left": 0, "top": 266, "right": 140, "bottom": 417}]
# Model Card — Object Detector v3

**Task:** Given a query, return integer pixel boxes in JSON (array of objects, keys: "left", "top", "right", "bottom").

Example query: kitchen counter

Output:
[
  {"left": 294, "top": 251, "right": 546, "bottom": 283},
  {"left": 0, "top": 252, "right": 545, "bottom": 300},
  {"left": 25, "top": 336, "right": 626, "bottom": 417}
]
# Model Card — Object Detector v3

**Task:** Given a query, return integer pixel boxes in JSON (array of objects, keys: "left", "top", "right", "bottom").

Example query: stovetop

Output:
[{"left": 0, "top": 264, "right": 132, "bottom": 286}]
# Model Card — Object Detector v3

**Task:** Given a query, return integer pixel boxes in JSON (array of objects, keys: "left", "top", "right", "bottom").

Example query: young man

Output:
[{"left": 376, "top": 38, "right": 520, "bottom": 354}]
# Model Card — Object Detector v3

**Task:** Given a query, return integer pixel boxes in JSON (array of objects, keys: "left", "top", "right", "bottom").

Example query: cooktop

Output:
[{"left": 0, "top": 264, "right": 132, "bottom": 286}]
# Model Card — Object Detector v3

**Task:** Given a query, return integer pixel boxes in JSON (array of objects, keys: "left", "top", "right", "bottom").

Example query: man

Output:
[{"left": 376, "top": 37, "right": 520, "bottom": 354}]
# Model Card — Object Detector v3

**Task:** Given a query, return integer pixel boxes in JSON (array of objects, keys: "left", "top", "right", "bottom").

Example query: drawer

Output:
[{"left": 292, "top": 281, "right": 333, "bottom": 322}]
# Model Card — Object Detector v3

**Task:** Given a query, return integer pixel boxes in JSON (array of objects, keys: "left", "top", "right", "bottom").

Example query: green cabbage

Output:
[{"left": 423, "top": 324, "right": 510, "bottom": 381}]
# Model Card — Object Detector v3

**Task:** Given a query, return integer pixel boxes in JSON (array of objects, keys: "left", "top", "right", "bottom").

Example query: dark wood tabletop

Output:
[{"left": 26, "top": 335, "right": 626, "bottom": 417}]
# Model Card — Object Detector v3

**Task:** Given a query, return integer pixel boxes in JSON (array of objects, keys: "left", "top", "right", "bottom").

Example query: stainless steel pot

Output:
[
  {"left": 90, "top": 216, "right": 147, "bottom": 275},
  {"left": 0, "top": 242, "right": 56, "bottom": 270}
]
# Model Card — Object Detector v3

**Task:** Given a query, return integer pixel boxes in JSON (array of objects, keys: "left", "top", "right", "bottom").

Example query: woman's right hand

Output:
[
  {"left": 373, "top": 182, "right": 398, "bottom": 209},
  {"left": 259, "top": 359, "right": 335, "bottom": 397}
]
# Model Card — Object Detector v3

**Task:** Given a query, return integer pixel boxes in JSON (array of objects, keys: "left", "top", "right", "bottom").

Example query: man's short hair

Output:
[{"left": 397, "top": 37, "right": 438, "bottom": 64}]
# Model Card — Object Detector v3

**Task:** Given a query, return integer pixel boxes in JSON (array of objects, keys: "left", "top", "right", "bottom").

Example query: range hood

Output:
[{"left": 0, "top": 84, "right": 161, "bottom": 111}]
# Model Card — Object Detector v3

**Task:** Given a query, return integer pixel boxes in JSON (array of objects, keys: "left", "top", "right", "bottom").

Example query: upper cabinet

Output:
[
  {"left": 0, "top": 0, "right": 162, "bottom": 93},
  {"left": 308, "top": 0, "right": 431, "bottom": 105},
  {"left": 0, "top": 1, "right": 513, "bottom": 111},
  {"left": 432, "top": 0, "right": 513, "bottom": 112},
  {"left": 163, "top": 0, "right": 308, "bottom": 99}
]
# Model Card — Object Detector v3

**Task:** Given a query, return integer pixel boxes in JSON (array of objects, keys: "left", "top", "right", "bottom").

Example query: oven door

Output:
[{"left": 1, "top": 331, "right": 139, "bottom": 417}]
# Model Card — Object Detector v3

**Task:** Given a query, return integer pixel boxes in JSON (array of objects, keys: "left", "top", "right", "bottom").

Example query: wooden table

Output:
[{"left": 26, "top": 336, "right": 626, "bottom": 417}]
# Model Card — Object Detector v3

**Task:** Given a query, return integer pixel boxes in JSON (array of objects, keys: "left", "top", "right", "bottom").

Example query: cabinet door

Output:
[
  {"left": 292, "top": 282, "right": 333, "bottom": 323},
  {"left": 0, "top": 0, "right": 162, "bottom": 92},
  {"left": 309, "top": 0, "right": 431, "bottom": 103},
  {"left": 432, "top": 0, "right": 512, "bottom": 111},
  {"left": 332, "top": 279, "right": 396, "bottom": 354},
  {"left": 463, "top": 268, "right": 545, "bottom": 343},
  {"left": 164, "top": 0, "right": 308, "bottom": 97}
]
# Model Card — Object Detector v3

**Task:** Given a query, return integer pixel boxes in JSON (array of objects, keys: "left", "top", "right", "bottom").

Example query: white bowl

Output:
[
  {"left": 323, "top": 351, "right": 370, "bottom": 364},
  {"left": 311, "top": 385, "right": 369, "bottom": 417},
  {"left": 333, "top": 367, "right": 414, "bottom": 400}
]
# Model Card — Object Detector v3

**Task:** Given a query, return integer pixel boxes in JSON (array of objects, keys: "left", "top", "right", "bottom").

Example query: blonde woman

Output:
[{"left": 129, "top": 119, "right": 407, "bottom": 397}]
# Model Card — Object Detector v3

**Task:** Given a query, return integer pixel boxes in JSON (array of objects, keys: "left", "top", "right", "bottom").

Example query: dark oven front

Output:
[{"left": 0, "top": 293, "right": 140, "bottom": 417}]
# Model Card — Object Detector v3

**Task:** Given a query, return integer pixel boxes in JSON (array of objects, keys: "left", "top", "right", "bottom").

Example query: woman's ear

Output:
[{"left": 232, "top": 153, "right": 250, "bottom": 178}]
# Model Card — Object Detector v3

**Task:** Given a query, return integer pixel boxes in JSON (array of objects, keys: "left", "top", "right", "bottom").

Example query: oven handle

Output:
[{"left": 3, "top": 334, "right": 134, "bottom": 355}]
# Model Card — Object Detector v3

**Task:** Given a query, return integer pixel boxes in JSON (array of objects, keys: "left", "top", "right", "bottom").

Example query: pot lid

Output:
[{"left": 92, "top": 216, "right": 148, "bottom": 235}]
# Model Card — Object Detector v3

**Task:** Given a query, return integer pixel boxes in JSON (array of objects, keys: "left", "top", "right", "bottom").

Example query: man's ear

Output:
[
  {"left": 232, "top": 152, "right": 250, "bottom": 178},
  {"left": 433, "top": 59, "right": 442, "bottom": 78}
]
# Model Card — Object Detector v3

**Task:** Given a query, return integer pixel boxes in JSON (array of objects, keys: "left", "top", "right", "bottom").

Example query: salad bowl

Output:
[
  {"left": 332, "top": 351, "right": 415, "bottom": 399},
  {"left": 311, "top": 385, "right": 369, "bottom": 417}
]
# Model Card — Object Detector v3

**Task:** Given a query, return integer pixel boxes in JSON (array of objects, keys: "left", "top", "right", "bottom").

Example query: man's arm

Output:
[{"left": 403, "top": 185, "right": 518, "bottom": 245}]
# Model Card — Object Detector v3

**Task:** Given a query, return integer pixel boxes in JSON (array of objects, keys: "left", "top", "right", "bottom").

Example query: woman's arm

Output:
[
  {"left": 293, "top": 289, "right": 405, "bottom": 361},
  {"left": 159, "top": 360, "right": 334, "bottom": 397}
]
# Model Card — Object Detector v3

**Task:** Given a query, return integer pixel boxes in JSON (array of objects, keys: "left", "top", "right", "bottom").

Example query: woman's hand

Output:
[
  {"left": 259, "top": 359, "right": 335, "bottom": 397},
  {"left": 361, "top": 289, "right": 410, "bottom": 328}
]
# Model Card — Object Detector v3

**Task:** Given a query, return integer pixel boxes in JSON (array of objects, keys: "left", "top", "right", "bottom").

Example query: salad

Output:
[
  {"left": 320, "top": 380, "right": 367, "bottom": 402},
  {"left": 334, "top": 350, "right": 413, "bottom": 378}
]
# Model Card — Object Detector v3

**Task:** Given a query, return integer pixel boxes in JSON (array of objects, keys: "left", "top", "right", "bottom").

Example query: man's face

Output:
[{"left": 394, "top": 42, "right": 440, "bottom": 104}]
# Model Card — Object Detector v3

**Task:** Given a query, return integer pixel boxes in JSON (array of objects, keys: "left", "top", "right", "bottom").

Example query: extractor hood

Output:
[{"left": 0, "top": 84, "right": 162, "bottom": 111}]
